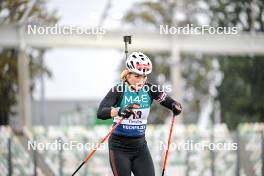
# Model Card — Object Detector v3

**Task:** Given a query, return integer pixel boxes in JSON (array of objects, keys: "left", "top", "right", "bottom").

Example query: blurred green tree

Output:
[
  {"left": 204, "top": 0, "right": 264, "bottom": 129},
  {"left": 0, "top": 0, "right": 58, "bottom": 125},
  {"left": 123, "top": 0, "right": 264, "bottom": 128}
]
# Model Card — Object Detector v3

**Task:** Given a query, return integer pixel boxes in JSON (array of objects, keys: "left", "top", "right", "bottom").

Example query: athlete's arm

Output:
[
  {"left": 97, "top": 86, "right": 121, "bottom": 120},
  {"left": 146, "top": 82, "right": 182, "bottom": 115}
]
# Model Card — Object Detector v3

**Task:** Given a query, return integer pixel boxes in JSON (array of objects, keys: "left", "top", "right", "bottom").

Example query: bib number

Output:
[{"left": 132, "top": 110, "right": 142, "bottom": 119}]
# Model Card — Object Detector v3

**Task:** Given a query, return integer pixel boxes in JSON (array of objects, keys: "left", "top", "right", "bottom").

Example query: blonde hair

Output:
[{"left": 120, "top": 69, "right": 130, "bottom": 81}]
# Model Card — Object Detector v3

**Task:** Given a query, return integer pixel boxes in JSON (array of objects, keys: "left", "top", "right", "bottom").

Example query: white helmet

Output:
[{"left": 126, "top": 52, "right": 152, "bottom": 75}]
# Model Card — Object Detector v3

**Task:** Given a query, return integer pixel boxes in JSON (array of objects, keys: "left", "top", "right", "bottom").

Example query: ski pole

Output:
[
  {"left": 72, "top": 103, "right": 140, "bottom": 175},
  {"left": 72, "top": 36, "right": 133, "bottom": 175},
  {"left": 72, "top": 117, "right": 124, "bottom": 176},
  {"left": 162, "top": 113, "right": 176, "bottom": 176}
]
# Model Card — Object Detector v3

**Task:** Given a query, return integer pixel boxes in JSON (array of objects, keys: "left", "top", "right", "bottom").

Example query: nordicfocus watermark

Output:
[
  {"left": 27, "top": 24, "right": 106, "bottom": 35},
  {"left": 27, "top": 139, "right": 105, "bottom": 151},
  {"left": 160, "top": 24, "right": 239, "bottom": 35},
  {"left": 112, "top": 84, "right": 172, "bottom": 93},
  {"left": 160, "top": 140, "right": 238, "bottom": 151}
]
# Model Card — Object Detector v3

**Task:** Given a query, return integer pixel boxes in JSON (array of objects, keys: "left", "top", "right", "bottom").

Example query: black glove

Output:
[
  {"left": 118, "top": 103, "right": 140, "bottom": 118},
  {"left": 172, "top": 102, "right": 182, "bottom": 116}
]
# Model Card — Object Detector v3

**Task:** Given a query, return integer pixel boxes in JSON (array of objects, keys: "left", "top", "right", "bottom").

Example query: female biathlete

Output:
[{"left": 97, "top": 52, "right": 182, "bottom": 176}]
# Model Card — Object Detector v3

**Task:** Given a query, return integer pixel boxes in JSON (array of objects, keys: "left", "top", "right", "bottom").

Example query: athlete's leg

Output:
[
  {"left": 131, "top": 146, "right": 155, "bottom": 176},
  {"left": 109, "top": 149, "right": 132, "bottom": 176}
]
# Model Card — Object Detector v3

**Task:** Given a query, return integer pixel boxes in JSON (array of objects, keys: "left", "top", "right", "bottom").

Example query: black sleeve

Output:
[
  {"left": 146, "top": 82, "right": 178, "bottom": 111},
  {"left": 97, "top": 85, "right": 122, "bottom": 120}
]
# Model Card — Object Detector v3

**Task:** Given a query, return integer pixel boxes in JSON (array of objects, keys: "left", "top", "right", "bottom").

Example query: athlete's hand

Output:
[
  {"left": 118, "top": 103, "right": 140, "bottom": 118},
  {"left": 172, "top": 102, "right": 182, "bottom": 116}
]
